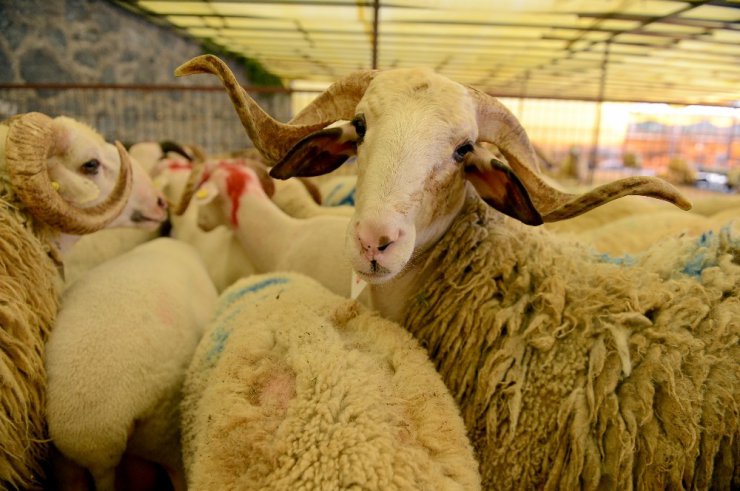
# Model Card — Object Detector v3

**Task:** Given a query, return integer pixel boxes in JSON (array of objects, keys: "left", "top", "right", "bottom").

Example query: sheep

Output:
[
  {"left": 188, "top": 161, "right": 355, "bottom": 298},
  {"left": 571, "top": 207, "right": 739, "bottom": 255},
  {"left": 271, "top": 177, "right": 355, "bottom": 218},
  {"left": 158, "top": 156, "right": 351, "bottom": 292},
  {"left": 153, "top": 156, "right": 261, "bottom": 292},
  {"left": 45, "top": 238, "right": 218, "bottom": 491},
  {"left": 127, "top": 139, "right": 203, "bottom": 175},
  {"left": 181, "top": 272, "right": 480, "bottom": 490},
  {"left": 178, "top": 54, "right": 738, "bottom": 489},
  {"left": 0, "top": 112, "right": 132, "bottom": 490}
]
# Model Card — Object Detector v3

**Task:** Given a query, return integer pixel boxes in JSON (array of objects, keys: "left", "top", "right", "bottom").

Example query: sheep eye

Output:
[
  {"left": 453, "top": 143, "right": 474, "bottom": 163},
  {"left": 351, "top": 114, "right": 366, "bottom": 139},
  {"left": 80, "top": 159, "right": 100, "bottom": 175}
]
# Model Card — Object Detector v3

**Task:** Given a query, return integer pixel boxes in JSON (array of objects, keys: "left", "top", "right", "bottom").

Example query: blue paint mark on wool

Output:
[
  {"left": 217, "top": 276, "right": 290, "bottom": 315},
  {"left": 206, "top": 309, "right": 242, "bottom": 363},
  {"left": 680, "top": 229, "right": 724, "bottom": 277},
  {"left": 336, "top": 187, "right": 356, "bottom": 206},
  {"left": 324, "top": 184, "right": 356, "bottom": 207},
  {"left": 597, "top": 253, "right": 635, "bottom": 266}
]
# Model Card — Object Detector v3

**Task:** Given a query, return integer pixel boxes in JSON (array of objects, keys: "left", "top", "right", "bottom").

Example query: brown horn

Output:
[
  {"left": 468, "top": 88, "right": 691, "bottom": 221},
  {"left": 174, "top": 157, "right": 206, "bottom": 215},
  {"left": 174, "top": 54, "right": 375, "bottom": 163},
  {"left": 6, "top": 113, "right": 133, "bottom": 234}
]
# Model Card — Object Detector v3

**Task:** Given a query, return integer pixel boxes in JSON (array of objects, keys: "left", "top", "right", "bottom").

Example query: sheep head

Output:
[
  {"left": 179, "top": 160, "right": 275, "bottom": 231},
  {"left": 179, "top": 55, "right": 692, "bottom": 284},
  {"left": 4, "top": 113, "right": 134, "bottom": 235}
]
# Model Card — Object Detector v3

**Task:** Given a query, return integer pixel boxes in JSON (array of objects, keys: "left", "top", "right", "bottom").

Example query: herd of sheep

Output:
[{"left": 0, "top": 54, "right": 737, "bottom": 490}]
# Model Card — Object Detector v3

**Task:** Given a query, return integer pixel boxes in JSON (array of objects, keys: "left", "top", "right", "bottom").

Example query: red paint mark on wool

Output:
[
  {"left": 166, "top": 161, "right": 192, "bottom": 172},
  {"left": 224, "top": 166, "right": 251, "bottom": 227}
]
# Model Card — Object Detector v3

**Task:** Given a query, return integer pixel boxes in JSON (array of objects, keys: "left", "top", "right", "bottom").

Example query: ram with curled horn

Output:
[
  {"left": 171, "top": 56, "right": 740, "bottom": 491},
  {"left": 0, "top": 112, "right": 133, "bottom": 490}
]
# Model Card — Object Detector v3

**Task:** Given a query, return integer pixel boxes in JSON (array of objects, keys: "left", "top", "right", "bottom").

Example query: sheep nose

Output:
[{"left": 356, "top": 221, "right": 400, "bottom": 258}]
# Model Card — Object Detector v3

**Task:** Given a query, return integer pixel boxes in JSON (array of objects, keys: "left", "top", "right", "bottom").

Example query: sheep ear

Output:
[
  {"left": 465, "top": 146, "right": 543, "bottom": 226},
  {"left": 269, "top": 122, "right": 358, "bottom": 179},
  {"left": 192, "top": 181, "right": 219, "bottom": 206}
]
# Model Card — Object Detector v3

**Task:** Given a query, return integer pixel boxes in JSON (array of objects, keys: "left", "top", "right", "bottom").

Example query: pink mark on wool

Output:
[{"left": 259, "top": 370, "right": 296, "bottom": 412}]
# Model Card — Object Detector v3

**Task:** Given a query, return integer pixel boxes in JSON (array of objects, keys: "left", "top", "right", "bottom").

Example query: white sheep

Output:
[
  {"left": 45, "top": 238, "right": 218, "bottom": 491},
  {"left": 190, "top": 161, "right": 354, "bottom": 298},
  {"left": 153, "top": 157, "right": 260, "bottom": 292},
  {"left": 0, "top": 112, "right": 133, "bottom": 490},
  {"left": 182, "top": 272, "right": 480, "bottom": 490},
  {"left": 178, "top": 55, "right": 738, "bottom": 489},
  {"left": 271, "top": 176, "right": 354, "bottom": 218}
]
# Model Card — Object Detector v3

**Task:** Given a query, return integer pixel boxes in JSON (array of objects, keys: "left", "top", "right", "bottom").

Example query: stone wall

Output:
[{"left": 0, "top": 0, "right": 291, "bottom": 153}]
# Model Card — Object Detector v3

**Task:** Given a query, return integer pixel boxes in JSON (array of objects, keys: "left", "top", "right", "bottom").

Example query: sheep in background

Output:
[
  {"left": 271, "top": 177, "right": 354, "bottom": 218},
  {"left": 182, "top": 272, "right": 480, "bottom": 490},
  {"left": 572, "top": 207, "right": 740, "bottom": 255},
  {"left": 127, "top": 140, "right": 203, "bottom": 175},
  {"left": 180, "top": 54, "right": 738, "bottom": 489},
  {"left": 46, "top": 238, "right": 218, "bottom": 491},
  {"left": 153, "top": 157, "right": 264, "bottom": 292},
  {"left": 0, "top": 112, "right": 132, "bottom": 490},
  {"left": 158, "top": 156, "right": 350, "bottom": 292},
  {"left": 189, "top": 162, "right": 354, "bottom": 298}
]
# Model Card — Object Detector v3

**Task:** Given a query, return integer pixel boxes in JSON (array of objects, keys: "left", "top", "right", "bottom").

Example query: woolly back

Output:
[
  {"left": 0, "top": 198, "right": 60, "bottom": 489},
  {"left": 182, "top": 273, "right": 480, "bottom": 490},
  {"left": 403, "top": 194, "right": 739, "bottom": 490}
]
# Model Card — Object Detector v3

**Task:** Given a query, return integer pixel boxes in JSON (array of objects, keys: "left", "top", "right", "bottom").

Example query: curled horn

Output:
[
  {"left": 469, "top": 88, "right": 691, "bottom": 221},
  {"left": 174, "top": 54, "right": 375, "bottom": 163},
  {"left": 6, "top": 113, "right": 133, "bottom": 234}
]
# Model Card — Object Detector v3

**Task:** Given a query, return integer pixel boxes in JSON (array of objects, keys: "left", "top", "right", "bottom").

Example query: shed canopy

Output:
[{"left": 118, "top": 0, "right": 739, "bottom": 106}]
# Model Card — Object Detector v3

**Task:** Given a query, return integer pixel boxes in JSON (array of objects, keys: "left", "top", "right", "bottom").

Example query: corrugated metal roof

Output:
[{"left": 116, "top": 0, "right": 739, "bottom": 106}]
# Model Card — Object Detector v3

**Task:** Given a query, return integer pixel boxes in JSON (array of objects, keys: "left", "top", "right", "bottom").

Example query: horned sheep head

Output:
[
  {"left": 176, "top": 54, "right": 691, "bottom": 284},
  {"left": 2, "top": 112, "right": 134, "bottom": 235}
]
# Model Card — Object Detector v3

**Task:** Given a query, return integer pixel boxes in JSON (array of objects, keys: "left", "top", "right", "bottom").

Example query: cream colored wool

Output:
[
  {"left": 182, "top": 273, "right": 481, "bottom": 491},
  {"left": 404, "top": 195, "right": 739, "bottom": 490},
  {"left": 0, "top": 199, "right": 60, "bottom": 490}
]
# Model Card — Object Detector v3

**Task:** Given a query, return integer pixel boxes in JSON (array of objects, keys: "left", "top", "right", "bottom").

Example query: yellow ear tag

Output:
[
  {"left": 52, "top": 181, "right": 61, "bottom": 191},
  {"left": 195, "top": 188, "right": 209, "bottom": 199}
]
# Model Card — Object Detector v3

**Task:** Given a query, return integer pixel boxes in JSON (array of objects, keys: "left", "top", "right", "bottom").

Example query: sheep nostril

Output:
[{"left": 157, "top": 197, "right": 167, "bottom": 209}]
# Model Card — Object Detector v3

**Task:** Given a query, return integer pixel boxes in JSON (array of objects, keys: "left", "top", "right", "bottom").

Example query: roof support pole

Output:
[
  {"left": 587, "top": 40, "right": 611, "bottom": 184},
  {"left": 372, "top": 0, "right": 380, "bottom": 69}
]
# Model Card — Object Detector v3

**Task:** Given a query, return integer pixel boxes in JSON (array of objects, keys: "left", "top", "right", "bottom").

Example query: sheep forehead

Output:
[
  {"left": 361, "top": 68, "right": 474, "bottom": 121},
  {"left": 359, "top": 69, "right": 478, "bottom": 149}
]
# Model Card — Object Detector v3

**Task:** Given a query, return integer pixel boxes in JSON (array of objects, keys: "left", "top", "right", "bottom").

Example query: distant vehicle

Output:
[{"left": 695, "top": 167, "right": 732, "bottom": 193}]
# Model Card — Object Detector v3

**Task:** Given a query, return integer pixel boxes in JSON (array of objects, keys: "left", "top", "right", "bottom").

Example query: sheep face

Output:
[
  {"left": 47, "top": 117, "right": 167, "bottom": 230},
  {"left": 346, "top": 69, "right": 478, "bottom": 282},
  {"left": 191, "top": 163, "right": 271, "bottom": 232},
  {"left": 108, "top": 155, "right": 168, "bottom": 230}
]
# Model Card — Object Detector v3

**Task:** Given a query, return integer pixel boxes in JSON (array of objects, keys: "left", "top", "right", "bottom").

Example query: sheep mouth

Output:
[
  {"left": 355, "top": 260, "right": 394, "bottom": 283},
  {"left": 131, "top": 210, "right": 166, "bottom": 223}
]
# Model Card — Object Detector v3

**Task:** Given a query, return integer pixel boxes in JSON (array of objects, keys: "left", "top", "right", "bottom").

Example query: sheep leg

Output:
[{"left": 89, "top": 465, "right": 116, "bottom": 491}]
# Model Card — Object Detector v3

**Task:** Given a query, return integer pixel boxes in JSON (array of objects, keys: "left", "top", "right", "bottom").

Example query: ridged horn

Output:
[
  {"left": 6, "top": 112, "right": 133, "bottom": 234},
  {"left": 468, "top": 88, "right": 691, "bottom": 221},
  {"left": 174, "top": 54, "right": 375, "bottom": 163},
  {"left": 174, "top": 158, "right": 206, "bottom": 216}
]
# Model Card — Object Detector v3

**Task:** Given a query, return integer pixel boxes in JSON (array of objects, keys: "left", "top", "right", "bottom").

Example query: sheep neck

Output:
[{"left": 232, "top": 192, "right": 298, "bottom": 273}]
